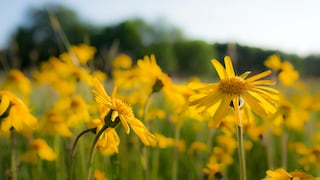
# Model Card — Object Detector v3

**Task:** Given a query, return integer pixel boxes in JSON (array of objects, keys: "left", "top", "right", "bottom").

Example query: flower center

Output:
[
  {"left": 114, "top": 99, "right": 134, "bottom": 119},
  {"left": 218, "top": 77, "right": 246, "bottom": 95}
]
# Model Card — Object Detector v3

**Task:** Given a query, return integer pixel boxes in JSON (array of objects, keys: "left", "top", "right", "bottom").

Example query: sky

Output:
[{"left": 1, "top": 0, "right": 320, "bottom": 56}]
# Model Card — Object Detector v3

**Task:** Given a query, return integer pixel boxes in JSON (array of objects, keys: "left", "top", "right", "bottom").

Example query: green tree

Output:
[
  {"left": 174, "top": 40, "right": 216, "bottom": 77},
  {"left": 11, "top": 4, "right": 90, "bottom": 68}
]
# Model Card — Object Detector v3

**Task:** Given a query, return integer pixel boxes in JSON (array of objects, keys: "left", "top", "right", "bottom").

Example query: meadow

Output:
[{"left": 1, "top": 44, "right": 320, "bottom": 180}]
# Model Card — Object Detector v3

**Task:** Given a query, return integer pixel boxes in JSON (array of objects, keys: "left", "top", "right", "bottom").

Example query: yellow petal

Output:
[
  {"left": 211, "top": 59, "right": 227, "bottom": 80},
  {"left": 245, "top": 70, "right": 272, "bottom": 83},
  {"left": 211, "top": 96, "right": 233, "bottom": 127},
  {"left": 119, "top": 115, "right": 130, "bottom": 134},
  {"left": 224, "top": 56, "right": 235, "bottom": 77},
  {"left": 0, "top": 95, "right": 10, "bottom": 116}
]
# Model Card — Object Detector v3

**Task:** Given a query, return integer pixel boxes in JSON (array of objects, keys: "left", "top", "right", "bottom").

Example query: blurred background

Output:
[{"left": 1, "top": 0, "right": 320, "bottom": 78}]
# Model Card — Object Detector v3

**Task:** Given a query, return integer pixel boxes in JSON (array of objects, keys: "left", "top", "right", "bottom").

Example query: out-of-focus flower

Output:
[
  {"left": 94, "top": 169, "right": 108, "bottom": 180},
  {"left": 264, "top": 54, "right": 299, "bottom": 86},
  {"left": 188, "top": 141, "right": 208, "bottom": 155},
  {"left": 39, "top": 110, "right": 73, "bottom": 137},
  {"left": 112, "top": 53, "right": 132, "bottom": 69},
  {"left": 263, "top": 168, "right": 320, "bottom": 180},
  {"left": 152, "top": 133, "right": 175, "bottom": 148},
  {"left": 20, "top": 138, "right": 56, "bottom": 164},
  {"left": 0, "top": 91, "right": 37, "bottom": 134},
  {"left": 1, "top": 69, "right": 31, "bottom": 99},
  {"left": 60, "top": 44, "right": 96, "bottom": 65},
  {"left": 189, "top": 56, "right": 279, "bottom": 127}
]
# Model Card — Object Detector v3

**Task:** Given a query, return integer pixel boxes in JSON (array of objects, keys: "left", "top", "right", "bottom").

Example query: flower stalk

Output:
[
  {"left": 10, "top": 127, "right": 17, "bottom": 180},
  {"left": 233, "top": 98, "right": 247, "bottom": 180}
]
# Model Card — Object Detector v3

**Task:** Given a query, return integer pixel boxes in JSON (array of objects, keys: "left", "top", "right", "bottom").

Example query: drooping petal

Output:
[
  {"left": 242, "top": 93, "right": 268, "bottom": 117},
  {"left": 119, "top": 114, "right": 130, "bottom": 134},
  {"left": 130, "top": 118, "right": 156, "bottom": 146},
  {"left": 211, "top": 95, "right": 233, "bottom": 127}
]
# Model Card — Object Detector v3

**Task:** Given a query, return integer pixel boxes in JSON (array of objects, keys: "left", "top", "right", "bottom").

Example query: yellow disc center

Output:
[{"left": 218, "top": 77, "right": 246, "bottom": 95}]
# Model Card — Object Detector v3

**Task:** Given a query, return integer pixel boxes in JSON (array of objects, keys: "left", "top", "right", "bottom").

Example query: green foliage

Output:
[
  {"left": 174, "top": 40, "right": 216, "bottom": 77},
  {"left": 2, "top": 3, "right": 320, "bottom": 77}
]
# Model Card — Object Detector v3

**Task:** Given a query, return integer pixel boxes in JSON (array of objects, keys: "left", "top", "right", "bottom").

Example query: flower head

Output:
[
  {"left": 91, "top": 78, "right": 155, "bottom": 146},
  {"left": 264, "top": 168, "right": 320, "bottom": 180},
  {"left": 0, "top": 91, "right": 37, "bottom": 133},
  {"left": 20, "top": 138, "right": 57, "bottom": 164},
  {"left": 189, "top": 56, "right": 279, "bottom": 127}
]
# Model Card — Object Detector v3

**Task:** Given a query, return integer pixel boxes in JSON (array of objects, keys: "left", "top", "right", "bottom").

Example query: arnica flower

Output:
[
  {"left": 189, "top": 56, "right": 279, "bottom": 127},
  {"left": 264, "top": 54, "right": 299, "bottom": 86},
  {"left": 91, "top": 78, "right": 156, "bottom": 146},
  {"left": 94, "top": 169, "right": 108, "bottom": 180},
  {"left": 60, "top": 44, "right": 96, "bottom": 65},
  {"left": 20, "top": 138, "right": 57, "bottom": 164},
  {"left": 264, "top": 168, "right": 320, "bottom": 180},
  {"left": 40, "top": 110, "right": 73, "bottom": 137},
  {"left": 0, "top": 91, "right": 37, "bottom": 133},
  {"left": 1, "top": 69, "right": 31, "bottom": 98}
]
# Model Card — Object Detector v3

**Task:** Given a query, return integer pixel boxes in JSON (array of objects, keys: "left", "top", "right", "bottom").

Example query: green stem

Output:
[
  {"left": 110, "top": 154, "right": 120, "bottom": 180},
  {"left": 281, "top": 129, "right": 288, "bottom": 170},
  {"left": 172, "top": 125, "right": 180, "bottom": 180},
  {"left": 141, "top": 93, "right": 153, "bottom": 180},
  {"left": 10, "top": 128, "right": 17, "bottom": 180},
  {"left": 151, "top": 148, "right": 160, "bottom": 180},
  {"left": 87, "top": 125, "right": 109, "bottom": 180},
  {"left": 233, "top": 98, "right": 246, "bottom": 180},
  {"left": 265, "top": 128, "right": 274, "bottom": 169},
  {"left": 236, "top": 125, "right": 247, "bottom": 180},
  {"left": 54, "top": 135, "right": 62, "bottom": 180},
  {"left": 70, "top": 127, "right": 96, "bottom": 180}
]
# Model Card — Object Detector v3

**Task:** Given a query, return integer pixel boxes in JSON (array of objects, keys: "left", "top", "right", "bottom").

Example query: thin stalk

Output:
[
  {"left": 10, "top": 128, "right": 17, "bottom": 180},
  {"left": 54, "top": 135, "right": 62, "bottom": 180},
  {"left": 87, "top": 125, "right": 109, "bottom": 180},
  {"left": 233, "top": 98, "right": 246, "bottom": 180},
  {"left": 281, "top": 129, "right": 288, "bottom": 170},
  {"left": 110, "top": 154, "right": 120, "bottom": 180},
  {"left": 265, "top": 128, "right": 274, "bottom": 169},
  {"left": 236, "top": 125, "right": 247, "bottom": 180},
  {"left": 70, "top": 127, "right": 96, "bottom": 180},
  {"left": 151, "top": 148, "right": 160, "bottom": 180},
  {"left": 172, "top": 125, "right": 180, "bottom": 180},
  {"left": 141, "top": 93, "right": 153, "bottom": 180}
]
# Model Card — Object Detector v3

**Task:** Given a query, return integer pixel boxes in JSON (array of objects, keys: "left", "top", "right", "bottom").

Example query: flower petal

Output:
[
  {"left": 224, "top": 56, "right": 235, "bottom": 77},
  {"left": 211, "top": 59, "right": 227, "bottom": 80},
  {"left": 245, "top": 70, "right": 272, "bottom": 83}
]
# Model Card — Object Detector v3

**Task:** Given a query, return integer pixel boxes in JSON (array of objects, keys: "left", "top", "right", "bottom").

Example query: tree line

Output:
[{"left": 1, "top": 4, "right": 320, "bottom": 77}]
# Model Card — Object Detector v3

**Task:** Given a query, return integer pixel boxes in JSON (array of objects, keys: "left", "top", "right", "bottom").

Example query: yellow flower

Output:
[
  {"left": 189, "top": 56, "right": 279, "bottom": 127},
  {"left": 91, "top": 78, "right": 156, "bottom": 146},
  {"left": 112, "top": 53, "right": 132, "bottom": 69},
  {"left": 94, "top": 170, "right": 108, "bottom": 180},
  {"left": 40, "top": 110, "right": 73, "bottom": 137},
  {"left": 188, "top": 141, "right": 208, "bottom": 155},
  {"left": 0, "top": 91, "right": 37, "bottom": 133},
  {"left": 60, "top": 44, "right": 96, "bottom": 65},
  {"left": 20, "top": 138, "right": 57, "bottom": 164},
  {"left": 264, "top": 54, "right": 299, "bottom": 86},
  {"left": 1, "top": 69, "right": 31, "bottom": 98},
  {"left": 264, "top": 168, "right": 320, "bottom": 180},
  {"left": 152, "top": 133, "right": 175, "bottom": 148},
  {"left": 95, "top": 123, "right": 120, "bottom": 156}
]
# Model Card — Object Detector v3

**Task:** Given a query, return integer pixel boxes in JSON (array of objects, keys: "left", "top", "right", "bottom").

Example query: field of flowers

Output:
[{"left": 1, "top": 44, "right": 320, "bottom": 180}]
